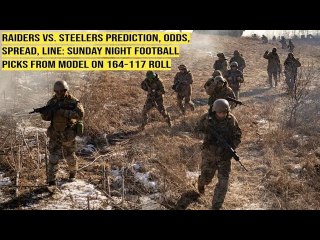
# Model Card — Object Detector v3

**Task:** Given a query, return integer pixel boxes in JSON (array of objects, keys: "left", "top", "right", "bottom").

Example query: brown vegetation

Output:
[{"left": 1, "top": 33, "right": 320, "bottom": 209}]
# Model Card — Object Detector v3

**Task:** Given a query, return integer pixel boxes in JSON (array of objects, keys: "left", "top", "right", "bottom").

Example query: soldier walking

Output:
[
  {"left": 263, "top": 48, "right": 281, "bottom": 88},
  {"left": 284, "top": 53, "right": 301, "bottom": 93},
  {"left": 195, "top": 99, "right": 242, "bottom": 210},
  {"left": 140, "top": 71, "right": 172, "bottom": 130},
  {"left": 40, "top": 80, "right": 84, "bottom": 186},
  {"left": 224, "top": 62, "right": 244, "bottom": 100},
  {"left": 172, "top": 64, "right": 195, "bottom": 114},
  {"left": 229, "top": 50, "right": 246, "bottom": 73},
  {"left": 213, "top": 53, "right": 228, "bottom": 76}
]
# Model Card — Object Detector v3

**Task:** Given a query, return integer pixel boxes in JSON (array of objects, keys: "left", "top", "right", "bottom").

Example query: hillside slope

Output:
[{"left": 1, "top": 33, "right": 320, "bottom": 210}]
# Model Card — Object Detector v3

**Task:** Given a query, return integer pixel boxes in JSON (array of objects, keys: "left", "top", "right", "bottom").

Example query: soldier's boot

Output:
[
  {"left": 47, "top": 168, "right": 57, "bottom": 186},
  {"left": 212, "top": 179, "right": 228, "bottom": 210},
  {"left": 177, "top": 101, "right": 185, "bottom": 115},
  {"left": 268, "top": 77, "right": 273, "bottom": 88},
  {"left": 68, "top": 172, "right": 76, "bottom": 182},
  {"left": 48, "top": 180, "right": 56, "bottom": 186},
  {"left": 211, "top": 203, "right": 223, "bottom": 210},
  {"left": 47, "top": 177, "right": 57, "bottom": 193},
  {"left": 138, "top": 117, "right": 147, "bottom": 131},
  {"left": 166, "top": 115, "right": 172, "bottom": 128},
  {"left": 197, "top": 176, "right": 205, "bottom": 194},
  {"left": 187, "top": 102, "right": 195, "bottom": 112}
]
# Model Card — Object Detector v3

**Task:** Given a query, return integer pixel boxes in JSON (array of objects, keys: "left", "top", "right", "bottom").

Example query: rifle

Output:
[
  {"left": 147, "top": 85, "right": 158, "bottom": 108},
  {"left": 29, "top": 101, "right": 79, "bottom": 114},
  {"left": 172, "top": 81, "right": 182, "bottom": 93},
  {"left": 210, "top": 128, "right": 248, "bottom": 171},
  {"left": 225, "top": 96, "right": 247, "bottom": 107},
  {"left": 207, "top": 109, "right": 247, "bottom": 171}
]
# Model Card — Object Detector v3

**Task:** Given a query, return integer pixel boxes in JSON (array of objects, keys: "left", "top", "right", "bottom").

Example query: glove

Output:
[{"left": 265, "top": 50, "right": 269, "bottom": 54}]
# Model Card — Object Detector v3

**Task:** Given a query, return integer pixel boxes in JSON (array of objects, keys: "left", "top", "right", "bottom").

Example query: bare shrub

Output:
[{"left": 284, "top": 63, "right": 317, "bottom": 127}]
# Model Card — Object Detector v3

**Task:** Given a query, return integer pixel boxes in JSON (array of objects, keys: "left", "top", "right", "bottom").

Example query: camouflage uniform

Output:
[
  {"left": 203, "top": 70, "right": 222, "bottom": 95},
  {"left": 229, "top": 51, "right": 246, "bottom": 73},
  {"left": 41, "top": 93, "right": 84, "bottom": 184},
  {"left": 204, "top": 75, "right": 236, "bottom": 108},
  {"left": 284, "top": 53, "right": 301, "bottom": 93},
  {"left": 213, "top": 53, "right": 228, "bottom": 76},
  {"left": 196, "top": 105, "right": 242, "bottom": 210},
  {"left": 173, "top": 65, "right": 195, "bottom": 114},
  {"left": 263, "top": 48, "right": 281, "bottom": 87},
  {"left": 288, "top": 40, "right": 295, "bottom": 52},
  {"left": 261, "top": 35, "right": 268, "bottom": 44},
  {"left": 140, "top": 72, "right": 171, "bottom": 129},
  {"left": 224, "top": 63, "right": 244, "bottom": 100},
  {"left": 280, "top": 37, "right": 287, "bottom": 49}
]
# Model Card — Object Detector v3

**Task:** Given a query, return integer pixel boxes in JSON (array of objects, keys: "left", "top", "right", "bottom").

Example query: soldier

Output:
[
  {"left": 205, "top": 75, "right": 236, "bottom": 108},
  {"left": 224, "top": 61, "right": 244, "bottom": 100},
  {"left": 263, "top": 48, "right": 281, "bottom": 88},
  {"left": 195, "top": 99, "right": 242, "bottom": 210},
  {"left": 213, "top": 53, "right": 228, "bottom": 76},
  {"left": 261, "top": 35, "right": 268, "bottom": 44},
  {"left": 284, "top": 53, "right": 301, "bottom": 93},
  {"left": 288, "top": 40, "right": 295, "bottom": 52},
  {"left": 172, "top": 64, "right": 195, "bottom": 114},
  {"left": 204, "top": 70, "right": 222, "bottom": 99},
  {"left": 140, "top": 71, "right": 172, "bottom": 130},
  {"left": 41, "top": 80, "right": 84, "bottom": 186},
  {"left": 229, "top": 50, "right": 246, "bottom": 73},
  {"left": 279, "top": 36, "right": 287, "bottom": 49}
]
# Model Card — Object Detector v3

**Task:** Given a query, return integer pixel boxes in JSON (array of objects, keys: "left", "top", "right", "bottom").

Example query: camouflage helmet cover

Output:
[
  {"left": 234, "top": 50, "right": 240, "bottom": 55},
  {"left": 212, "top": 99, "right": 230, "bottom": 113},
  {"left": 217, "top": 53, "right": 225, "bottom": 58},
  {"left": 178, "top": 64, "right": 187, "bottom": 70},
  {"left": 54, "top": 80, "right": 69, "bottom": 91},
  {"left": 212, "top": 70, "right": 222, "bottom": 77},
  {"left": 230, "top": 61, "right": 238, "bottom": 67},
  {"left": 146, "top": 71, "right": 156, "bottom": 79},
  {"left": 213, "top": 76, "right": 226, "bottom": 84}
]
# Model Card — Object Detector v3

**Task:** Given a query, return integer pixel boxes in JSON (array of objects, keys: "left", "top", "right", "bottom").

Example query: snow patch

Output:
[
  {"left": 24, "top": 180, "right": 109, "bottom": 210},
  {"left": 0, "top": 172, "right": 12, "bottom": 186},
  {"left": 77, "top": 144, "right": 97, "bottom": 156},
  {"left": 186, "top": 171, "right": 200, "bottom": 181}
]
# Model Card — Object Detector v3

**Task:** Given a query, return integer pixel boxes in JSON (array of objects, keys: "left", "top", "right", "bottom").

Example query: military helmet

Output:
[
  {"left": 272, "top": 47, "right": 277, "bottom": 53},
  {"left": 212, "top": 70, "right": 222, "bottom": 77},
  {"left": 54, "top": 80, "right": 69, "bottom": 91},
  {"left": 217, "top": 53, "right": 225, "bottom": 58},
  {"left": 146, "top": 71, "right": 155, "bottom": 79},
  {"left": 212, "top": 99, "right": 230, "bottom": 113},
  {"left": 234, "top": 50, "right": 240, "bottom": 55},
  {"left": 288, "top": 52, "right": 294, "bottom": 57},
  {"left": 230, "top": 61, "right": 238, "bottom": 68},
  {"left": 178, "top": 64, "right": 187, "bottom": 70},
  {"left": 213, "top": 76, "right": 226, "bottom": 84}
]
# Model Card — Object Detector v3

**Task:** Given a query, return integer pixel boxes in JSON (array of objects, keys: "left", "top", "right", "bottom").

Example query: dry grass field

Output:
[{"left": 1, "top": 33, "right": 320, "bottom": 209}]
